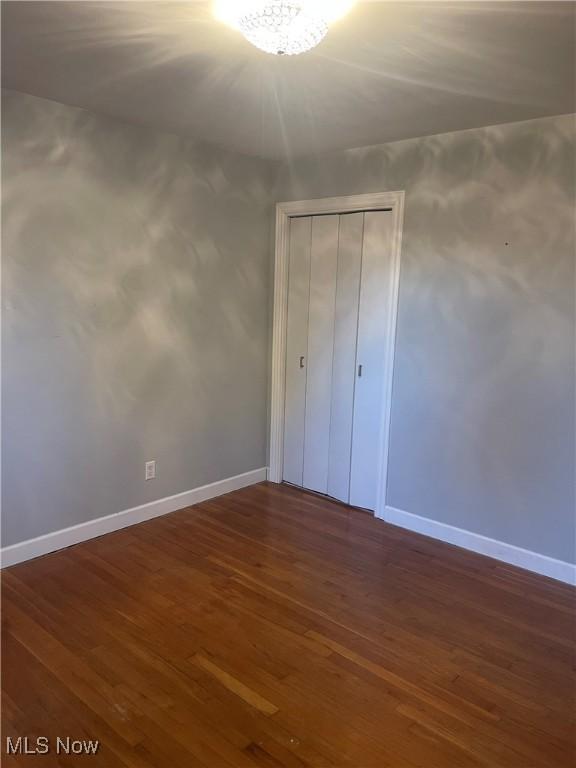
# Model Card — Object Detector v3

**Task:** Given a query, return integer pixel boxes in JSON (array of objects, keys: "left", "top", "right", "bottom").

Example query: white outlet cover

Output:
[{"left": 145, "top": 461, "right": 156, "bottom": 480}]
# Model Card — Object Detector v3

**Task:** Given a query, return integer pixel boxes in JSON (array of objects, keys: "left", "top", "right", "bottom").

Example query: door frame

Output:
[{"left": 269, "top": 191, "right": 405, "bottom": 520}]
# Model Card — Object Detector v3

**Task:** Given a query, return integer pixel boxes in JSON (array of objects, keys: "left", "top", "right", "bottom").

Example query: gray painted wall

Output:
[
  {"left": 2, "top": 89, "right": 274, "bottom": 547},
  {"left": 3, "top": 89, "right": 574, "bottom": 565},
  {"left": 276, "top": 114, "right": 576, "bottom": 563}
]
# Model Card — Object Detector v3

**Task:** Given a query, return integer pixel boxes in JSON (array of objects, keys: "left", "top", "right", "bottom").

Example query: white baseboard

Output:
[
  {"left": 1, "top": 468, "right": 268, "bottom": 569},
  {"left": 382, "top": 505, "right": 575, "bottom": 586}
]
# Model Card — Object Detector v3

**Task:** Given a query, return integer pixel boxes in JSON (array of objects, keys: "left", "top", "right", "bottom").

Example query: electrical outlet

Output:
[{"left": 145, "top": 461, "right": 156, "bottom": 481}]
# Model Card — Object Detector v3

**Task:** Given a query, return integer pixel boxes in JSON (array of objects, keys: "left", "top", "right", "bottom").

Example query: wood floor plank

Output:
[
  {"left": 2, "top": 481, "right": 575, "bottom": 767},
  {"left": 193, "top": 653, "right": 280, "bottom": 716}
]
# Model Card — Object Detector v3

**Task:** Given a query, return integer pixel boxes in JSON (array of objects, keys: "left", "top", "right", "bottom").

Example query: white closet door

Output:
[
  {"left": 327, "top": 213, "right": 363, "bottom": 503},
  {"left": 283, "top": 216, "right": 311, "bottom": 486},
  {"left": 350, "top": 210, "right": 395, "bottom": 510},
  {"left": 303, "top": 215, "right": 339, "bottom": 494}
]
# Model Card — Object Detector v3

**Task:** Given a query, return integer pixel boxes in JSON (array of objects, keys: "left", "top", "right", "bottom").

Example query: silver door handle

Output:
[
  {"left": 300, "top": 356, "right": 305, "bottom": 369},
  {"left": 358, "top": 364, "right": 363, "bottom": 377}
]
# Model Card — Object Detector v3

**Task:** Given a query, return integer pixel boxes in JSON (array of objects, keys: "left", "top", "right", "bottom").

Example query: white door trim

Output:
[{"left": 269, "top": 191, "right": 405, "bottom": 520}]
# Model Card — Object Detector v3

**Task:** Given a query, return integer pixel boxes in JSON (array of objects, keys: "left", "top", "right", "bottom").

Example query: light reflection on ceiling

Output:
[{"left": 2, "top": 1, "right": 574, "bottom": 159}]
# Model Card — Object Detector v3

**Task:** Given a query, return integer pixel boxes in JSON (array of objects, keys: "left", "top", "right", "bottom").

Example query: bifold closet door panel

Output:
[
  {"left": 303, "top": 215, "right": 339, "bottom": 494},
  {"left": 350, "top": 210, "right": 395, "bottom": 511},
  {"left": 327, "top": 213, "right": 363, "bottom": 503},
  {"left": 283, "top": 216, "right": 311, "bottom": 487}
]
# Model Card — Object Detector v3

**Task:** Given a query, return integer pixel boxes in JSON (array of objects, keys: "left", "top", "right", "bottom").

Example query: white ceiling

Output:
[{"left": 2, "top": 1, "right": 575, "bottom": 159}]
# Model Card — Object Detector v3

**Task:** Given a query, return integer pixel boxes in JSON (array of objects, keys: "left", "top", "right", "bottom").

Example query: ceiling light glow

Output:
[{"left": 213, "top": 0, "right": 356, "bottom": 56}]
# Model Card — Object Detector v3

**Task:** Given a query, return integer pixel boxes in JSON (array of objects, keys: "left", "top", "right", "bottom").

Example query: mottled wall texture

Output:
[
  {"left": 2, "top": 89, "right": 274, "bottom": 547},
  {"left": 3, "top": 87, "right": 574, "bottom": 565},
  {"left": 276, "top": 114, "right": 576, "bottom": 564}
]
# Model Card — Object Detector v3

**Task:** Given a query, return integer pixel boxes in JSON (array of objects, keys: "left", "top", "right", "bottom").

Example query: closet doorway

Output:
[{"left": 269, "top": 192, "right": 404, "bottom": 519}]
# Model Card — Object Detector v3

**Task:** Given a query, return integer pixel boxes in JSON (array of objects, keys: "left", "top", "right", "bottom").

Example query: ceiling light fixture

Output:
[{"left": 214, "top": 1, "right": 356, "bottom": 56}]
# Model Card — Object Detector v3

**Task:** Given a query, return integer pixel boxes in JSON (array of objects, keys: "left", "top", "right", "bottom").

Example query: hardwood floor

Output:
[{"left": 2, "top": 482, "right": 575, "bottom": 767}]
